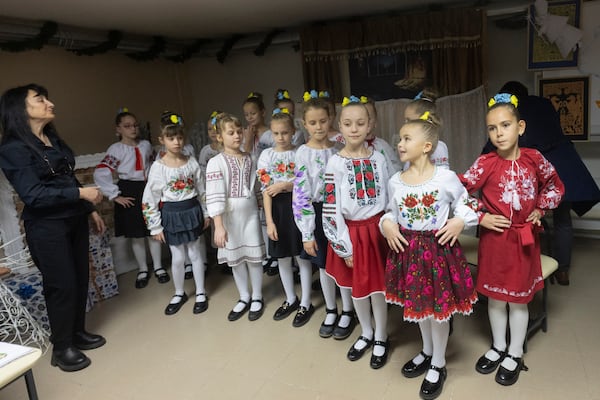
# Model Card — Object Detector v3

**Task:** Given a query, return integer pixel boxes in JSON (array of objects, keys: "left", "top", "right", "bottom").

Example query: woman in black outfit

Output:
[{"left": 0, "top": 83, "right": 106, "bottom": 372}]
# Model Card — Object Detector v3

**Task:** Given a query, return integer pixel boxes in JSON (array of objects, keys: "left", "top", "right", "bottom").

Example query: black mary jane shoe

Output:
[
  {"left": 227, "top": 300, "right": 250, "bottom": 321},
  {"left": 73, "top": 331, "right": 106, "bottom": 350},
  {"left": 333, "top": 311, "right": 357, "bottom": 340},
  {"left": 193, "top": 293, "right": 209, "bottom": 314},
  {"left": 135, "top": 271, "right": 150, "bottom": 289},
  {"left": 51, "top": 346, "right": 91, "bottom": 372},
  {"left": 319, "top": 307, "right": 339, "bottom": 338},
  {"left": 347, "top": 335, "right": 373, "bottom": 361},
  {"left": 402, "top": 351, "right": 432, "bottom": 378},
  {"left": 273, "top": 297, "right": 300, "bottom": 321},
  {"left": 475, "top": 346, "right": 506, "bottom": 375},
  {"left": 248, "top": 299, "right": 265, "bottom": 321},
  {"left": 420, "top": 365, "right": 447, "bottom": 400},
  {"left": 292, "top": 304, "right": 315, "bottom": 327},
  {"left": 370, "top": 340, "right": 390, "bottom": 369},
  {"left": 495, "top": 355, "right": 528, "bottom": 386},
  {"left": 165, "top": 293, "right": 188, "bottom": 315},
  {"left": 154, "top": 268, "right": 171, "bottom": 284}
]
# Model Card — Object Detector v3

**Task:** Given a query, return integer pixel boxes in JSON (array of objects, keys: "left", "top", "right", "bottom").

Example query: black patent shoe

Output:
[
  {"left": 370, "top": 340, "right": 390, "bottom": 369},
  {"left": 420, "top": 365, "right": 447, "bottom": 400},
  {"left": 135, "top": 271, "right": 149, "bottom": 289},
  {"left": 347, "top": 335, "right": 373, "bottom": 361},
  {"left": 292, "top": 304, "right": 315, "bottom": 327},
  {"left": 73, "top": 331, "right": 106, "bottom": 350},
  {"left": 165, "top": 293, "right": 188, "bottom": 315},
  {"left": 333, "top": 311, "right": 357, "bottom": 340},
  {"left": 193, "top": 293, "right": 209, "bottom": 314},
  {"left": 402, "top": 351, "right": 432, "bottom": 378},
  {"left": 154, "top": 268, "right": 170, "bottom": 284},
  {"left": 227, "top": 300, "right": 249, "bottom": 321},
  {"left": 273, "top": 298, "right": 300, "bottom": 321},
  {"left": 319, "top": 307, "right": 339, "bottom": 338},
  {"left": 248, "top": 299, "right": 265, "bottom": 321},
  {"left": 495, "top": 355, "right": 528, "bottom": 386},
  {"left": 475, "top": 346, "right": 506, "bottom": 374},
  {"left": 51, "top": 346, "right": 91, "bottom": 372}
]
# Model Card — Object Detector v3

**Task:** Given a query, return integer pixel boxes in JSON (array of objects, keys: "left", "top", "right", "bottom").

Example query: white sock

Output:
[
  {"left": 503, "top": 302, "right": 529, "bottom": 370},
  {"left": 371, "top": 294, "right": 388, "bottom": 356},
  {"left": 417, "top": 319, "right": 433, "bottom": 363},
  {"left": 352, "top": 297, "right": 373, "bottom": 350},
  {"left": 320, "top": 269, "right": 337, "bottom": 310},
  {"left": 131, "top": 237, "right": 148, "bottom": 271},
  {"left": 248, "top": 262, "right": 263, "bottom": 311},
  {"left": 487, "top": 298, "right": 508, "bottom": 360},
  {"left": 231, "top": 264, "right": 250, "bottom": 311},
  {"left": 169, "top": 243, "right": 186, "bottom": 297},
  {"left": 296, "top": 257, "right": 313, "bottom": 308},
  {"left": 278, "top": 257, "right": 297, "bottom": 304},
  {"left": 425, "top": 320, "right": 450, "bottom": 382},
  {"left": 338, "top": 287, "right": 354, "bottom": 328},
  {"left": 187, "top": 238, "right": 206, "bottom": 300},
  {"left": 148, "top": 238, "right": 163, "bottom": 271}
]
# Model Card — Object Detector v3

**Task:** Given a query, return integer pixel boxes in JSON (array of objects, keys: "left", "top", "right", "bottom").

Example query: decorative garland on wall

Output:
[
  {"left": 165, "top": 38, "right": 211, "bottom": 63},
  {"left": 69, "top": 30, "right": 122, "bottom": 56},
  {"left": 0, "top": 21, "right": 57, "bottom": 52},
  {"left": 126, "top": 36, "right": 166, "bottom": 61}
]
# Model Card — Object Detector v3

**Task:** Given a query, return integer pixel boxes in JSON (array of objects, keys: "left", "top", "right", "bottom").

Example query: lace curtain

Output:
[
  {"left": 300, "top": 8, "right": 487, "bottom": 101},
  {"left": 374, "top": 86, "right": 488, "bottom": 173}
]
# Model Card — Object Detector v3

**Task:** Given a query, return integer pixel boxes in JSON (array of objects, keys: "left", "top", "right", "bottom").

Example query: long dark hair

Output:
[{"left": 0, "top": 83, "right": 70, "bottom": 160}]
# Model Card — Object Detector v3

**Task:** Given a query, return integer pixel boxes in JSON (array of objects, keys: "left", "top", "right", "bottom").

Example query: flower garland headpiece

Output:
[
  {"left": 303, "top": 90, "right": 319, "bottom": 102},
  {"left": 117, "top": 107, "right": 129, "bottom": 115},
  {"left": 341, "top": 95, "right": 368, "bottom": 107},
  {"left": 276, "top": 90, "right": 290, "bottom": 100},
  {"left": 318, "top": 90, "right": 330, "bottom": 99},
  {"left": 168, "top": 113, "right": 184, "bottom": 126},
  {"left": 272, "top": 107, "right": 290, "bottom": 116},
  {"left": 488, "top": 93, "right": 518, "bottom": 109},
  {"left": 247, "top": 92, "right": 261, "bottom": 99},
  {"left": 210, "top": 110, "right": 220, "bottom": 129}
]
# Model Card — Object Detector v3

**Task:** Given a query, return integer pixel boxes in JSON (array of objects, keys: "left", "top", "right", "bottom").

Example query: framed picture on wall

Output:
[
  {"left": 538, "top": 76, "right": 589, "bottom": 140},
  {"left": 527, "top": 0, "right": 581, "bottom": 70}
]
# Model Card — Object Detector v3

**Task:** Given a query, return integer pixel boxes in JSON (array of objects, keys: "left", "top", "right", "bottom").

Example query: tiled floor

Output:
[{"left": 2, "top": 238, "right": 599, "bottom": 400}]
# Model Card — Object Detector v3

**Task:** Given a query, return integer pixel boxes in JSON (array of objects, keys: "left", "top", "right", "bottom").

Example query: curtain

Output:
[
  {"left": 374, "top": 86, "right": 488, "bottom": 173},
  {"left": 300, "top": 8, "right": 486, "bottom": 100}
]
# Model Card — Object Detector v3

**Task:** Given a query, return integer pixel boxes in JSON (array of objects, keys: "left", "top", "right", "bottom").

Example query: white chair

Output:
[{"left": 0, "top": 345, "right": 42, "bottom": 400}]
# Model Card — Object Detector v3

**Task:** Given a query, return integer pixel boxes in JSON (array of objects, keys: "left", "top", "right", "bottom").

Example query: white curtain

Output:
[{"left": 375, "top": 85, "right": 489, "bottom": 174}]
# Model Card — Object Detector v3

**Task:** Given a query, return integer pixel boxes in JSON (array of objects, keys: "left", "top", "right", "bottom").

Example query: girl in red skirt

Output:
[
  {"left": 381, "top": 111, "right": 478, "bottom": 400},
  {"left": 460, "top": 93, "right": 564, "bottom": 386},
  {"left": 323, "top": 96, "right": 390, "bottom": 369}
]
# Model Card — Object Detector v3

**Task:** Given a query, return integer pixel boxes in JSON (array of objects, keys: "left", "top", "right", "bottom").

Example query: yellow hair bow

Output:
[
  {"left": 272, "top": 107, "right": 290, "bottom": 116},
  {"left": 419, "top": 111, "right": 431, "bottom": 121},
  {"left": 488, "top": 93, "right": 519, "bottom": 109},
  {"left": 170, "top": 115, "right": 179, "bottom": 124},
  {"left": 303, "top": 90, "right": 318, "bottom": 102},
  {"left": 318, "top": 91, "right": 330, "bottom": 98},
  {"left": 210, "top": 111, "right": 219, "bottom": 118},
  {"left": 342, "top": 96, "right": 361, "bottom": 107},
  {"left": 360, "top": 96, "right": 369, "bottom": 104}
]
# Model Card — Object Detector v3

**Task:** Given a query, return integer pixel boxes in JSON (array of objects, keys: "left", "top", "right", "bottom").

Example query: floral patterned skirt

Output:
[{"left": 385, "top": 229, "right": 477, "bottom": 322}]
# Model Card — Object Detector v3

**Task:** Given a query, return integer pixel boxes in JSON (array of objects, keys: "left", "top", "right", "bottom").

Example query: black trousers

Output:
[{"left": 25, "top": 214, "right": 90, "bottom": 350}]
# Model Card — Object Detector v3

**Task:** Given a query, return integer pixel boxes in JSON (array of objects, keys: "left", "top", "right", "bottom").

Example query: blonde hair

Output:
[
  {"left": 214, "top": 112, "right": 242, "bottom": 136},
  {"left": 402, "top": 111, "right": 441, "bottom": 154}
]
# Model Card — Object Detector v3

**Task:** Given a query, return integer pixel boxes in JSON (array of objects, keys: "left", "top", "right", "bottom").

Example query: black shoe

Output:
[
  {"left": 220, "top": 263, "right": 233, "bottom": 275},
  {"left": 333, "top": 311, "right": 357, "bottom": 340},
  {"left": 402, "top": 351, "right": 432, "bottom": 378},
  {"left": 370, "top": 340, "right": 390, "bottom": 369},
  {"left": 551, "top": 270, "right": 570, "bottom": 286},
  {"left": 266, "top": 259, "right": 279, "bottom": 276},
  {"left": 248, "top": 299, "right": 265, "bottom": 321},
  {"left": 184, "top": 264, "right": 193, "bottom": 280},
  {"left": 319, "top": 308, "right": 339, "bottom": 338},
  {"left": 193, "top": 293, "right": 209, "bottom": 314},
  {"left": 292, "top": 304, "right": 315, "bottom": 327},
  {"left": 273, "top": 298, "right": 300, "bottom": 321},
  {"left": 347, "top": 335, "right": 373, "bottom": 361},
  {"left": 73, "top": 331, "right": 106, "bottom": 350},
  {"left": 154, "top": 268, "right": 170, "bottom": 284},
  {"left": 51, "top": 346, "right": 91, "bottom": 372},
  {"left": 495, "top": 355, "right": 528, "bottom": 386},
  {"left": 165, "top": 293, "right": 188, "bottom": 315},
  {"left": 228, "top": 300, "right": 249, "bottom": 321},
  {"left": 475, "top": 346, "right": 506, "bottom": 375},
  {"left": 135, "top": 271, "right": 149, "bottom": 289},
  {"left": 420, "top": 365, "right": 447, "bottom": 400}
]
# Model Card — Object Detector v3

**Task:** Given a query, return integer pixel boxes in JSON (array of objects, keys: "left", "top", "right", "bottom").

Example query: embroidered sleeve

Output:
[
  {"left": 322, "top": 165, "right": 352, "bottom": 259},
  {"left": 459, "top": 155, "right": 490, "bottom": 221},
  {"left": 535, "top": 153, "right": 565, "bottom": 210},
  {"left": 379, "top": 176, "right": 401, "bottom": 234},
  {"left": 191, "top": 157, "right": 207, "bottom": 216},
  {"left": 94, "top": 149, "right": 120, "bottom": 200},
  {"left": 141, "top": 164, "right": 165, "bottom": 235},
  {"left": 256, "top": 151, "right": 271, "bottom": 191},
  {"left": 446, "top": 172, "right": 479, "bottom": 229},
  {"left": 293, "top": 164, "right": 316, "bottom": 242},
  {"left": 206, "top": 156, "right": 226, "bottom": 217}
]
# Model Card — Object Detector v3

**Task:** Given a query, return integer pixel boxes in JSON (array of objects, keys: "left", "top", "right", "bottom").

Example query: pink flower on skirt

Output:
[
  {"left": 408, "top": 263, "right": 417, "bottom": 272},
  {"left": 442, "top": 303, "right": 449, "bottom": 312},
  {"left": 437, "top": 256, "right": 445, "bottom": 263},
  {"left": 423, "top": 285, "right": 433, "bottom": 295},
  {"left": 409, "top": 239, "right": 417, "bottom": 250},
  {"left": 406, "top": 274, "right": 414, "bottom": 285},
  {"left": 423, "top": 250, "right": 432, "bottom": 261},
  {"left": 452, "top": 272, "right": 460, "bottom": 283},
  {"left": 465, "top": 276, "right": 474, "bottom": 288},
  {"left": 442, "top": 290, "right": 450, "bottom": 299},
  {"left": 405, "top": 300, "right": 413, "bottom": 308}
]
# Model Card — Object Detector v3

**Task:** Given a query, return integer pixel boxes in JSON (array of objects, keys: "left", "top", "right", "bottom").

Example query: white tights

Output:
[
  {"left": 488, "top": 298, "right": 529, "bottom": 370},
  {"left": 278, "top": 256, "right": 313, "bottom": 308},
  {"left": 131, "top": 237, "right": 162, "bottom": 272},
  {"left": 352, "top": 294, "right": 388, "bottom": 355},
  {"left": 168, "top": 238, "right": 206, "bottom": 303},
  {"left": 231, "top": 262, "right": 263, "bottom": 312}
]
